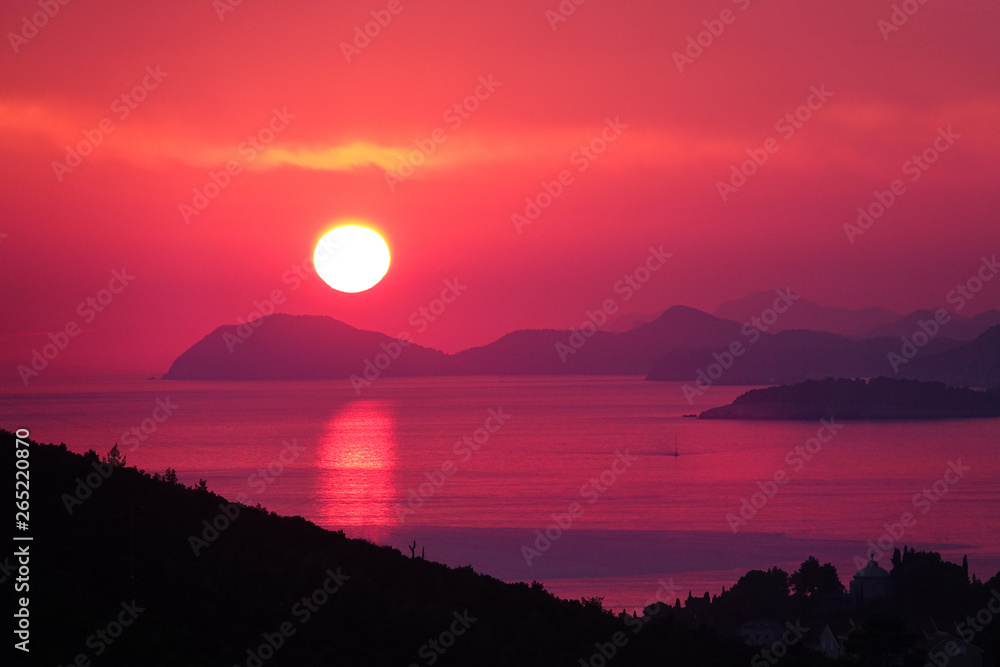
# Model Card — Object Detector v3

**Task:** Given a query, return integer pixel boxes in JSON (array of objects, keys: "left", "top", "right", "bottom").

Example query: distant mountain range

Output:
[
  {"left": 715, "top": 291, "right": 1000, "bottom": 340},
  {"left": 861, "top": 308, "right": 1000, "bottom": 341},
  {"left": 599, "top": 292, "right": 999, "bottom": 340},
  {"left": 163, "top": 296, "right": 1000, "bottom": 388},
  {"left": 450, "top": 306, "right": 743, "bottom": 375},
  {"left": 644, "top": 329, "right": 970, "bottom": 385},
  {"left": 713, "top": 291, "right": 901, "bottom": 337},
  {"left": 899, "top": 325, "right": 1000, "bottom": 387},
  {"left": 165, "top": 307, "right": 745, "bottom": 380}
]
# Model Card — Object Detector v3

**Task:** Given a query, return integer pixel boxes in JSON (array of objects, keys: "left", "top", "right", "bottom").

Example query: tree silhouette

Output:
[
  {"left": 845, "top": 612, "right": 916, "bottom": 666},
  {"left": 103, "top": 444, "right": 126, "bottom": 468},
  {"left": 791, "top": 556, "right": 845, "bottom": 598},
  {"left": 723, "top": 567, "right": 791, "bottom": 619}
]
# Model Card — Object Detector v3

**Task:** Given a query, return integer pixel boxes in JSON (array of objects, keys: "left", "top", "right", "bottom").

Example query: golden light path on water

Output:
[{"left": 316, "top": 400, "right": 399, "bottom": 542}]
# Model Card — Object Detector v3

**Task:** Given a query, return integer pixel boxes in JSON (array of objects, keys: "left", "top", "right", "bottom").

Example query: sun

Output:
[{"left": 313, "top": 224, "right": 391, "bottom": 293}]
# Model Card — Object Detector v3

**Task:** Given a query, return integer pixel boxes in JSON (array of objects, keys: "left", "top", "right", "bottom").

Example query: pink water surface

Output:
[{"left": 3, "top": 375, "right": 997, "bottom": 612}]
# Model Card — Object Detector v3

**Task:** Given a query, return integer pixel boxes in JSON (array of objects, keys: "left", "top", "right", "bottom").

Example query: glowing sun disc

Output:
[{"left": 314, "top": 225, "right": 391, "bottom": 293}]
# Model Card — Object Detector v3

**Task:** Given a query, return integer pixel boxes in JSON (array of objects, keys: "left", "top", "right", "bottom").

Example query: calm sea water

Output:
[{"left": 2, "top": 376, "right": 998, "bottom": 612}]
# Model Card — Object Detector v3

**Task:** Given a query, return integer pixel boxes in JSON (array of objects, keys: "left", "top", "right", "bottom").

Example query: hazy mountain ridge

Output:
[
  {"left": 165, "top": 314, "right": 451, "bottom": 380},
  {"left": 644, "top": 330, "right": 965, "bottom": 385},
  {"left": 714, "top": 291, "right": 901, "bottom": 337},
  {"left": 899, "top": 325, "right": 1000, "bottom": 387},
  {"left": 861, "top": 308, "right": 1000, "bottom": 341},
  {"left": 166, "top": 306, "right": 747, "bottom": 380},
  {"left": 164, "top": 307, "right": 1000, "bottom": 387}
]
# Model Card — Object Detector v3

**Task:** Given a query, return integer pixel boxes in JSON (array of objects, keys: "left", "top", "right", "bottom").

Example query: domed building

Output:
[{"left": 850, "top": 554, "right": 895, "bottom": 605}]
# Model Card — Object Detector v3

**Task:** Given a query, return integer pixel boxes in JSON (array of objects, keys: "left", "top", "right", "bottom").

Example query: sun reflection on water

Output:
[{"left": 315, "top": 400, "right": 399, "bottom": 540}]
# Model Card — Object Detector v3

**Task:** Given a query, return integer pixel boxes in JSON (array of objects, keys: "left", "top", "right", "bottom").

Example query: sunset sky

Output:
[{"left": 1, "top": 0, "right": 998, "bottom": 373}]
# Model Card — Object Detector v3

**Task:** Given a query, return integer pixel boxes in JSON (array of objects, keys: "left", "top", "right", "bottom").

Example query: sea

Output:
[{"left": 2, "top": 375, "right": 997, "bottom": 613}]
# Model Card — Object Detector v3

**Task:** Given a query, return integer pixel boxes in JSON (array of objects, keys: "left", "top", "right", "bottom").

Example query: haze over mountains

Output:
[
  {"left": 643, "top": 329, "right": 965, "bottom": 385},
  {"left": 899, "top": 325, "right": 1000, "bottom": 388},
  {"left": 862, "top": 308, "right": 1000, "bottom": 341},
  {"left": 611, "top": 291, "right": 1000, "bottom": 340},
  {"left": 165, "top": 307, "right": 745, "bottom": 380},
  {"left": 163, "top": 291, "right": 1000, "bottom": 388},
  {"left": 713, "top": 292, "right": 902, "bottom": 338}
]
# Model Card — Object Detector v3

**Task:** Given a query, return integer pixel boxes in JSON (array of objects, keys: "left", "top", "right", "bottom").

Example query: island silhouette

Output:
[
  {"left": 161, "top": 307, "right": 1000, "bottom": 390},
  {"left": 698, "top": 377, "right": 1000, "bottom": 420}
]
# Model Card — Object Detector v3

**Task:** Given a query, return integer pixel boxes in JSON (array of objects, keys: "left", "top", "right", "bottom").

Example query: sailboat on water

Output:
[{"left": 656, "top": 435, "right": 679, "bottom": 457}]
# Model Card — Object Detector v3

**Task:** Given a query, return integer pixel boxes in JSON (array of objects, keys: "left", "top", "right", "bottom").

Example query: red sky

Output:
[{"left": 1, "top": 0, "right": 998, "bottom": 373}]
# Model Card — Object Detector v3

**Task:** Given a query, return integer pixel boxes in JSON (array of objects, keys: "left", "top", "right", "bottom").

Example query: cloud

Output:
[
  {"left": 1, "top": 95, "right": 997, "bottom": 185},
  {"left": 256, "top": 143, "right": 406, "bottom": 172}
]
